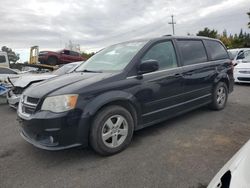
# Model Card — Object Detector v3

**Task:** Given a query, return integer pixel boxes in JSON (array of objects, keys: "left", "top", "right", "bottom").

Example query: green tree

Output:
[
  {"left": 81, "top": 51, "right": 95, "bottom": 60},
  {"left": 1, "top": 46, "right": 20, "bottom": 63},
  {"left": 196, "top": 27, "right": 218, "bottom": 38}
]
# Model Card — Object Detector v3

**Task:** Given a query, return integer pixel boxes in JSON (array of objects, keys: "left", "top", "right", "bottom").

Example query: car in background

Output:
[
  {"left": 208, "top": 139, "right": 250, "bottom": 188},
  {"left": 7, "top": 61, "right": 83, "bottom": 108},
  {"left": 234, "top": 50, "right": 250, "bottom": 83},
  {"left": 38, "top": 49, "right": 86, "bottom": 65},
  {"left": 228, "top": 48, "right": 250, "bottom": 65},
  {"left": 0, "top": 67, "right": 29, "bottom": 84}
]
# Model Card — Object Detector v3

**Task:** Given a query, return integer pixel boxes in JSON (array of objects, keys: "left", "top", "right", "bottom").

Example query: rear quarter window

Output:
[
  {"left": 204, "top": 40, "right": 229, "bottom": 60},
  {"left": 177, "top": 40, "right": 208, "bottom": 66}
]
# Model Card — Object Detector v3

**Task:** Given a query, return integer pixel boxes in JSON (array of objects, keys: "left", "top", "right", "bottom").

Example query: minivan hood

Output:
[{"left": 24, "top": 72, "right": 114, "bottom": 98}]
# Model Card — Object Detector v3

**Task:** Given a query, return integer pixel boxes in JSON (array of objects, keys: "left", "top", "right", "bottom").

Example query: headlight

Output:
[{"left": 41, "top": 94, "right": 78, "bottom": 113}]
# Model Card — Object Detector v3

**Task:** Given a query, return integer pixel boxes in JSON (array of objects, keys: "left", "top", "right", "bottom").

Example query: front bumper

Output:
[
  {"left": 234, "top": 71, "right": 250, "bottom": 83},
  {"left": 17, "top": 110, "right": 90, "bottom": 150},
  {"left": 7, "top": 90, "right": 20, "bottom": 109}
]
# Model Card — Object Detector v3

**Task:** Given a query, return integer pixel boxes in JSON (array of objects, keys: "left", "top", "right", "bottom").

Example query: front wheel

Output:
[
  {"left": 209, "top": 82, "right": 228, "bottom": 110},
  {"left": 90, "top": 105, "right": 134, "bottom": 156}
]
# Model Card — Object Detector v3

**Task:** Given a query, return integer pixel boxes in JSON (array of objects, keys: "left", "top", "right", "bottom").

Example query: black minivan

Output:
[{"left": 17, "top": 36, "right": 234, "bottom": 155}]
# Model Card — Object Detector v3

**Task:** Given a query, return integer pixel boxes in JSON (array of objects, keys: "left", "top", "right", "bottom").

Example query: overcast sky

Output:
[{"left": 1, "top": 0, "right": 250, "bottom": 61}]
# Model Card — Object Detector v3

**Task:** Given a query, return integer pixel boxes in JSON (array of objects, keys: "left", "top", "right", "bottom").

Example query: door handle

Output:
[{"left": 174, "top": 73, "right": 182, "bottom": 78}]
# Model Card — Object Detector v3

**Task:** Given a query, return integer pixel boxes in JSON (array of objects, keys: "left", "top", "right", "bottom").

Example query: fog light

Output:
[{"left": 49, "top": 136, "right": 54, "bottom": 143}]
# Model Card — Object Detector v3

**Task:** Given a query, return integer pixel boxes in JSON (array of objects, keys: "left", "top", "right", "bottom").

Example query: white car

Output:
[
  {"left": 228, "top": 48, "right": 250, "bottom": 65},
  {"left": 7, "top": 61, "right": 83, "bottom": 108},
  {"left": 208, "top": 139, "right": 250, "bottom": 188},
  {"left": 234, "top": 50, "right": 250, "bottom": 83},
  {"left": 0, "top": 67, "right": 28, "bottom": 83}
]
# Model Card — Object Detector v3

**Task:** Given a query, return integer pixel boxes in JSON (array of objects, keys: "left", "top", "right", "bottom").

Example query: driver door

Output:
[{"left": 134, "top": 40, "right": 184, "bottom": 125}]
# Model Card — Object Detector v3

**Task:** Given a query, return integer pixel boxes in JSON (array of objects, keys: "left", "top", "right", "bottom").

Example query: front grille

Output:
[
  {"left": 239, "top": 70, "right": 250, "bottom": 74},
  {"left": 27, "top": 96, "right": 39, "bottom": 104},
  {"left": 13, "top": 87, "right": 24, "bottom": 95},
  {"left": 238, "top": 77, "right": 250, "bottom": 81},
  {"left": 19, "top": 95, "right": 40, "bottom": 117}
]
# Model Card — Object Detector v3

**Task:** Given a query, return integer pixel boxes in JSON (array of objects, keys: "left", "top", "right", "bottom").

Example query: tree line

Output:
[
  {"left": 196, "top": 27, "right": 250, "bottom": 49},
  {"left": 196, "top": 11, "right": 250, "bottom": 49}
]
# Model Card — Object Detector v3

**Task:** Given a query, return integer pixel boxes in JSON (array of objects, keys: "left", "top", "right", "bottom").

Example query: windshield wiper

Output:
[{"left": 76, "top": 69, "right": 102, "bottom": 73}]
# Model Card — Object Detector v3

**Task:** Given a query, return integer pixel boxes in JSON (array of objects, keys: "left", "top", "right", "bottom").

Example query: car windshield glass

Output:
[
  {"left": 75, "top": 41, "right": 147, "bottom": 72},
  {"left": 53, "top": 64, "right": 78, "bottom": 75},
  {"left": 243, "top": 50, "right": 250, "bottom": 62}
]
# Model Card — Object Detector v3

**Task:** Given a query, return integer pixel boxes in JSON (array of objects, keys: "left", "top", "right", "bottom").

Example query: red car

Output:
[{"left": 38, "top": 49, "right": 85, "bottom": 65}]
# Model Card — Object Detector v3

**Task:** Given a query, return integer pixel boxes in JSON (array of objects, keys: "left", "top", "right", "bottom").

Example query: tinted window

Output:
[
  {"left": 62, "top": 50, "right": 70, "bottom": 55},
  {"left": 141, "top": 41, "right": 177, "bottom": 70},
  {"left": 205, "top": 40, "right": 228, "bottom": 60},
  {"left": 70, "top": 51, "right": 79, "bottom": 56},
  {"left": 0, "top": 67, "right": 17, "bottom": 74},
  {"left": 177, "top": 40, "right": 207, "bottom": 65},
  {"left": 0, "top": 55, "right": 6, "bottom": 63}
]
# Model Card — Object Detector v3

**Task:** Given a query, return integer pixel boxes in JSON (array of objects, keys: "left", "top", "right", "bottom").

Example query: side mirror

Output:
[{"left": 138, "top": 60, "right": 159, "bottom": 75}]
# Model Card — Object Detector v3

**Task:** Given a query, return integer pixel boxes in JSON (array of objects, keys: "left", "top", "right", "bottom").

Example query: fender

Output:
[
  {"left": 83, "top": 90, "right": 141, "bottom": 118},
  {"left": 214, "top": 70, "right": 230, "bottom": 86}
]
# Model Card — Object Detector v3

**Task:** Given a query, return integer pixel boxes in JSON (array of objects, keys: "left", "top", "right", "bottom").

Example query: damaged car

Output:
[{"left": 7, "top": 61, "right": 83, "bottom": 108}]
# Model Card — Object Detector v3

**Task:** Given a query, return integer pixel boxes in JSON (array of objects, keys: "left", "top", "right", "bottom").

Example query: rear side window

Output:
[
  {"left": 141, "top": 41, "right": 178, "bottom": 70},
  {"left": 177, "top": 40, "right": 207, "bottom": 66},
  {"left": 70, "top": 51, "right": 79, "bottom": 56},
  {"left": 204, "top": 40, "right": 228, "bottom": 60}
]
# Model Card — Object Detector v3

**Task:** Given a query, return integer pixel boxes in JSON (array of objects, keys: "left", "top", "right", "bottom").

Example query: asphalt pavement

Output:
[{"left": 0, "top": 84, "right": 250, "bottom": 188}]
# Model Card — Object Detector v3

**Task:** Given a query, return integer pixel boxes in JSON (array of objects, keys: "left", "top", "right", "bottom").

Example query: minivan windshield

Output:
[{"left": 76, "top": 41, "right": 147, "bottom": 72}]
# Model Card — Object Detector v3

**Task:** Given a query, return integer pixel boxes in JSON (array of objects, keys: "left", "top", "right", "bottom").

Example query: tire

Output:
[
  {"left": 46, "top": 56, "right": 57, "bottom": 66},
  {"left": 209, "top": 82, "right": 228, "bottom": 110},
  {"left": 90, "top": 105, "right": 134, "bottom": 156}
]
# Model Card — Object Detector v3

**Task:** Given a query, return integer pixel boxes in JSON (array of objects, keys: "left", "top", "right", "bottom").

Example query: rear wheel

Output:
[
  {"left": 209, "top": 82, "right": 228, "bottom": 110},
  {"left": 90, "top": 105, "right": 134, "bottom": 156},
  {"left": 46, "top": 56, "right": 57, "bottom": 66}
]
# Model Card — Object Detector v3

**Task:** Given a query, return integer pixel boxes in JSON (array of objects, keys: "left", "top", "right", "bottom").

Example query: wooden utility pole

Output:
[{"left": 168, "top": 15, "right": 176, "bottom": 35}]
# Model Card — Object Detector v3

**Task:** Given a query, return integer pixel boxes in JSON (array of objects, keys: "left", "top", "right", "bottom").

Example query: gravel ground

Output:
[{"left": 0, "top": 84, "right": 250, "bottom": 188}]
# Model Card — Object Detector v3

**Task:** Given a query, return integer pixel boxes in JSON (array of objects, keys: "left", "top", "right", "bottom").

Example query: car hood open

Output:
[{"left": 23, "top": 72, "right": 115, "bottom": 98}]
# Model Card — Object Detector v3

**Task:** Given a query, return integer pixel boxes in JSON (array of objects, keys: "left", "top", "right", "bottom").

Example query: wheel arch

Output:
[
  {"left": 84, "top": 91, "right": 141, "bottom": 129},
  {"left": 214, "top": 73, "right": 230, "bottom": 90}
]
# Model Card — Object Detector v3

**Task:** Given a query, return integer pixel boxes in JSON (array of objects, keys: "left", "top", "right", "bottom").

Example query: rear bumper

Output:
[{"left": 17, "top": 110, "right": 90, "bottom": 150}]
